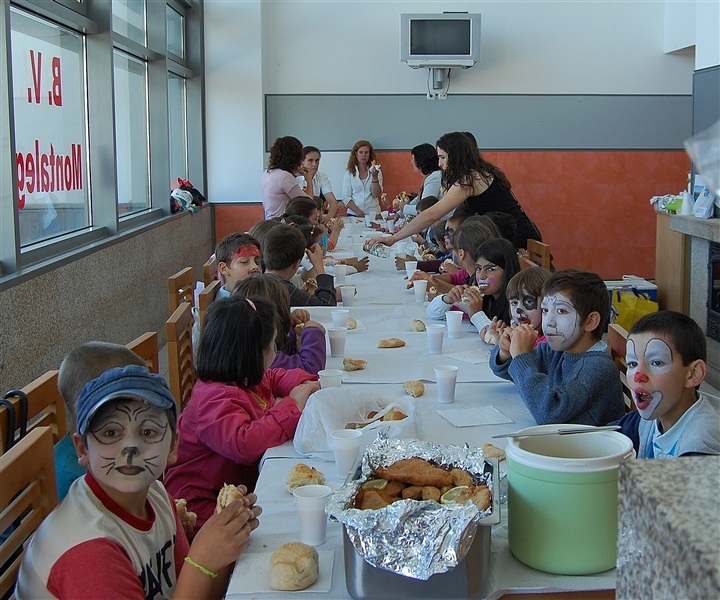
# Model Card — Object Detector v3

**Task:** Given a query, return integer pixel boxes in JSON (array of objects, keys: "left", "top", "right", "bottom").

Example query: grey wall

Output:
[
  {"left": 0, "top": 208, "right": 213, "bottom": 391},
  {"left": 265, "top": 94, "right": 693, "bottom": 151}
]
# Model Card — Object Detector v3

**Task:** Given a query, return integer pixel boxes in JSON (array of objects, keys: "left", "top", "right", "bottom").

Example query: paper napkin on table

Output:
[
  {"left": 443, "top": 349, "right": 491, "bottom": 364},
  {"left": 436, "top": 406, "right": 513, "bottom": 427}
]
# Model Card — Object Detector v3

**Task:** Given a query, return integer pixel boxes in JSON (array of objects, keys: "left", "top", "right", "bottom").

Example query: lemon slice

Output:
[
  {"left": 440, "top": 485, "right": 469, "bottom": 505},
  {"left": 361, "top": 479, "right": 388, "bottom": 490}
]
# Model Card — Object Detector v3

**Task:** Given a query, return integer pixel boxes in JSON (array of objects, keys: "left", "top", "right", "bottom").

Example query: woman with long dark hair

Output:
[{"left": 370, "top": 131, "right": 542, "bottom": 249}]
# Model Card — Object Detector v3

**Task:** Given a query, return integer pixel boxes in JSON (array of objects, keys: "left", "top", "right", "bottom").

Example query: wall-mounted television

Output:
[{"left": 400, "top": 13, "right": 481, "bottom": 69}]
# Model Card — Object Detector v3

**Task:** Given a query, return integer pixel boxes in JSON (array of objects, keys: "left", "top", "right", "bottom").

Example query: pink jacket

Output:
[{"left": 163, "top": 368, "right": 315, "bottom": 531}]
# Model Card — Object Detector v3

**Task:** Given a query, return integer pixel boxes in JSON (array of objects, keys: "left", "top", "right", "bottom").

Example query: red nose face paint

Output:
[{"left": 233, "top": 246, "right": 260, "bottom": 261}]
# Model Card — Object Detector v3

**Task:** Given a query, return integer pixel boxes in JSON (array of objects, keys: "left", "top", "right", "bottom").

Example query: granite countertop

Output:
[
  {"left": 670, "top": 214, "right": 720, "bottom": 243},
  {"left": 616, "top": 456, "right": 720, "bottom": 599}
]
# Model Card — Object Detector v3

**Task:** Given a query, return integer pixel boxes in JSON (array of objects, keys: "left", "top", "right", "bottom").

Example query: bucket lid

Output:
[{"left": 506, "top": 424, "right": 635, "bottom": 472}]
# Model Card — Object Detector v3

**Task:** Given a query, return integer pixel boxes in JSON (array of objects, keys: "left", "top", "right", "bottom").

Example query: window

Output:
[
  {"left": 10, "top": 7, "right": 90, "bottom": 247},
  {"left": 0, "top": 0, "right": 204, "bottom": 282},
  {"left": 168, "top": 72, "right": 187, "bottom": 180},
  {"left": 113, "top": 50, "right": 150, "bottom": 215}
]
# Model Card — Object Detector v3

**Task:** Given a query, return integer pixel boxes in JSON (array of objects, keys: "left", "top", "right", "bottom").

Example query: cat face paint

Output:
[
  {"left": 510, "top": 291, "right": 541, "bottom": 330},
  {"left": 541, "top": 292, "right": 582, "bottom": 351},
  {"left": 84, "top": 399, "right": 174, "bottom": 495},
  {"left": 626, "top": 334, "right": 682, "bottom": 421}
]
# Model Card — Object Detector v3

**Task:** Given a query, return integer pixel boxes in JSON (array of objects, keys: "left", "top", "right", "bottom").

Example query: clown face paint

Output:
[
  {"left": 541, "top": 292, "right": 583, "bottom": 352},
  {"left": 474, "top": 260, "right": 504, "bottom": 296},
  {"left": 510, "top": 291, "right": 541, "bottom": 329},
  {"left": 222, "top": 245, "right": 262, "bottom": 289},
  {"left": 626, "top": 334, "right": 685, "bottom": 422},
  {"left": 83, "top": 399, "right": 174, "bottom": 495}
]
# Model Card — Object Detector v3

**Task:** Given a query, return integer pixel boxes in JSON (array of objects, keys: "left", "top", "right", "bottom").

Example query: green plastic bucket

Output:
[{"left": 506, "top": 424, "right": 635, "bottom": 575}]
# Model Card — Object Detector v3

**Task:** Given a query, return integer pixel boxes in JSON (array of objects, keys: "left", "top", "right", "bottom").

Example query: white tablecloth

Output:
[{"left": 227, "top": 219, "right": 616, "bottom": 597}]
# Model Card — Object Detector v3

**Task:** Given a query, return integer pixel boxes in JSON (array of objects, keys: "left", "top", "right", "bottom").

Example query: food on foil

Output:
[
  {"left": 377, "top": 457, "right": 453, "bottom": 488},
  {"left": 286, "top": 463, "right": 326, "bottom": 493}
]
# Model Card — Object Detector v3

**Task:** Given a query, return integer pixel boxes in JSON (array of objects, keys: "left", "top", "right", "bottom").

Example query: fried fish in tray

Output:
[{"left": 375, "top": 457, "right": 454, "bottom": 488}]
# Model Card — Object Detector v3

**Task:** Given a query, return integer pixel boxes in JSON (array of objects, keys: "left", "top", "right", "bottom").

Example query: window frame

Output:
[{"left": 0, "top": 0, "right": 205, "bottom": 285}]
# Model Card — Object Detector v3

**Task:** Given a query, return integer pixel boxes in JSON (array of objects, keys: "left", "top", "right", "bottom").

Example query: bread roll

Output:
[
  {"left": 483, "top": 329, "right": 500, "bottom": 345},
  {"left": 410, "top": 319, "right": 426, "bottom": 332},
  {"left": 216, "top": 483, "right": 246, "bottom": 517},
  {"left": 343, "top": 357, "right": 366, "bottom": 371},
  {"left": 269, "top": 542, "right": 319, "bottom": 591},
  {"left": 346, "top": 317, "right": 357, "bottom": 330},
  {"left": 382, "top": 409, "right": 407, "bottom": 421},
  {"left": 175, "top": 499, "right": 197, "bottom": 530},
  {"left": 481, "top": 443, "right": 506, "bottom": 460},
  {"left": 378, "top": 338, "right": 405, "bottom": 348},
  {"left": 403, "top": 380, "right": 425, "bottom": 398},
  {"left": 286, "top": 463, "right": 326, "bottom": 493}
]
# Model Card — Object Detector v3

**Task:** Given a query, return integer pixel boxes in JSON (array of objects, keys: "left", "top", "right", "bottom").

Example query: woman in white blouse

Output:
[
  {"left": 296, "top": 146, "right": 339, "bottom": 219},
  {"left": 341, "top": 140, "right": 383, "bottom": 217}
]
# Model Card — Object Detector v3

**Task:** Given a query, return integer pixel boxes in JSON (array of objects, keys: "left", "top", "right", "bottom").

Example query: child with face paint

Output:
[
  {"left": 164, "top": 296, "right": 319, "bottom": 531},
  {"left": 233, "top": 273, "right": 327, "bottom": 375},
  {"left": 613, "top": 311, "right": 720, "bottom": 458},
  {"left": 215, "top": 232, "right": 263, "bottom": 299},
  {"left": 490, "top": 269, "right": 626, "bottom": 426},
  {"left": 425, "top": 219, "right": 501, "bottom": 317},
  {"left": 495, "top": 266, "right": 552, "bottom": 347},
  {"left": 18, "top": 365, "right": 261, "bottom": 600}
]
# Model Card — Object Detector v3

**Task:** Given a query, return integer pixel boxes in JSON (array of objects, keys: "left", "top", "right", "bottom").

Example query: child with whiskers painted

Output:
[
  {"left": 487, "top": 266, "right": 552, "bottom": 346},
  {"left": 233, "top": 273, "right": 327, "bottom": 375},
  {"left": 490, "top": 268, "right": 626, "bottom": 426},
  {"left": 163, "top": 296, "right": 319, "bottom": 532},
  {"left": 614, "top": 311, "right": 720, "bottom": 458}
]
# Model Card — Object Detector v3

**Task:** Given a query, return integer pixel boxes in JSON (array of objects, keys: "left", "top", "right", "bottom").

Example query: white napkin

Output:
[
  {"left": 226, "top": 550, "right": 334, "bottom": 596},
  {"left": 436, "top": 406, "right": 513, "bottom": 428},
  {"left": 443, "top": 349, "right": 491, "bottom": 364}
]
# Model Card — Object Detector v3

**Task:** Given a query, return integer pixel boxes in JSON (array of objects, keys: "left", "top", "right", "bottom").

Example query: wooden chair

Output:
[
  {"left": 168, "top": 266, "right": 195, "bottom": 314},
  {"left": 525, "top": 240, "right": 552, "bottom": 270},
  {"left": 166, "top": 302, "right": 196, "bottom": 412},
  {"left": 198, "top": 280, "right": 221, "bottom": 331},
  {"left": 0, "top": 371, "right": 66, "bottom": 454},
  {"left": 519, "top": 254, "right": 538, "bottom": 270},
  {"left": 203, "top": 255, "right": 218, "bottom": 287},
  {"left": 0, "top": 426, "right": 58, "bottom": 598},
  {"left": 608, "top": 323, "right": 635, "bottom": 411},
  {"left": 126, "top": 331, "right": 160, "bottom": 374}
]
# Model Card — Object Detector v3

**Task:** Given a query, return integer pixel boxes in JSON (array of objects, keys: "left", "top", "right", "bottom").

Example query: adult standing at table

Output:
[
  {"left": 342, "top": 139, "right": 383, "bottom": 217},
  {"left": 296, "top": 146, "right": 339, "bottom": 219},
  {"left": 369, "top": 131, "right": 542, "bottom": 249},
  {"left": 261, "top": 136, "right": 310, "bottom": 219},
  {"left": 402, "top": 143, "right": 442, "bottom": 218}
]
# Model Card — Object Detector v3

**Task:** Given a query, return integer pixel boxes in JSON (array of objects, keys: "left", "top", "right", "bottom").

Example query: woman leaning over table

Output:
[
  {"left": 369, "top": 131, "right": 542, "bottom": 249},
  {"left": 261, "top": 136, "right": 310, "bottom": 219},
  {"left": 341, "top": 139, "right": 383, "bottom": 218},
  {"left": 296, "top": 145, "right": 339, "bottom": 219},
  {"left": 402, "top": 143, "right": 443, "bottom": 218}
]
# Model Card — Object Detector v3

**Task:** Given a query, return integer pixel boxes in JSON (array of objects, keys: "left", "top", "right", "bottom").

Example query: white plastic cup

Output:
[
  {"left": 331, "top": 429, "right": 363, "bottom": 480},
  {"left": 446, "top": 310, "right": 463, "bottom": 339},
  {"left": 388, "top": 220, "right": 397, "bottom": 234},
  {"left": 334, "top": 264, "right": 347, "bottom": 285},
  {"left": 340, "top": 286, "right": 355, "bottom": 306},
  {"left": 364, "top": 215, "right": 373, "bottom": 227},
  {"left": 293, "top": 484, "right": 332, "bottom": 546},
  {"left": 405, "top": 261, "right": 418, "bottom": 279},
  {"left": 414, "top": 279, "right": 428, "bottom": 303},
  {"left": 426, "top": 323, "right": 445, "bottom": 354},
  {"left": 318, "top": 369, "right": 344, "bottom": 388},
  {"left": 327, "top": 327, "right": 347, "bottom": 357},
  {"left": 434, "top": 365, "right": 459, "bottom": 404},
  {"left": 381, "top": 210, "right": 389, "bottom": 221},
  {"left": 331, "top": 309, "right": 350, "bottom": 327}
]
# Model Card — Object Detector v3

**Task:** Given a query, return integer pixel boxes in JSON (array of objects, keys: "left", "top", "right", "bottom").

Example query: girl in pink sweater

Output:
[{"left": 164, "top": 296, "right": 319, "bottom": 532}]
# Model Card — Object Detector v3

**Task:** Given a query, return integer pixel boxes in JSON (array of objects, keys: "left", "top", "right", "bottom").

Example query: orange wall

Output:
[{"left": 214, "top": 150, "right": 689, "bottom": 280}]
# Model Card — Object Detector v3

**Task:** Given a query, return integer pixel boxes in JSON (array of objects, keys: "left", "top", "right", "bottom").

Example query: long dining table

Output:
[{"left": 225, "top": 219, "right": 616, "bottom": 599}]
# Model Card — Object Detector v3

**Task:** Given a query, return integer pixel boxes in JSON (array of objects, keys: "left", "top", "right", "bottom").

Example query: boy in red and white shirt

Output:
[{"left": 17, "top": 365, "right": 261, "bottom": 599}]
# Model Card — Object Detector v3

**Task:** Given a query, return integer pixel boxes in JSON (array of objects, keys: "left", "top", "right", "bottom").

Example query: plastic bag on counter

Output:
[{"left": 293, "top": 387, "right": 420, "bottom": 459}]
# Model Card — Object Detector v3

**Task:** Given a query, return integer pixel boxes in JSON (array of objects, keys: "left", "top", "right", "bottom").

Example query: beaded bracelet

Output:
[{"left": 184, "top": 556, "right": 219, "bottom": 579}]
